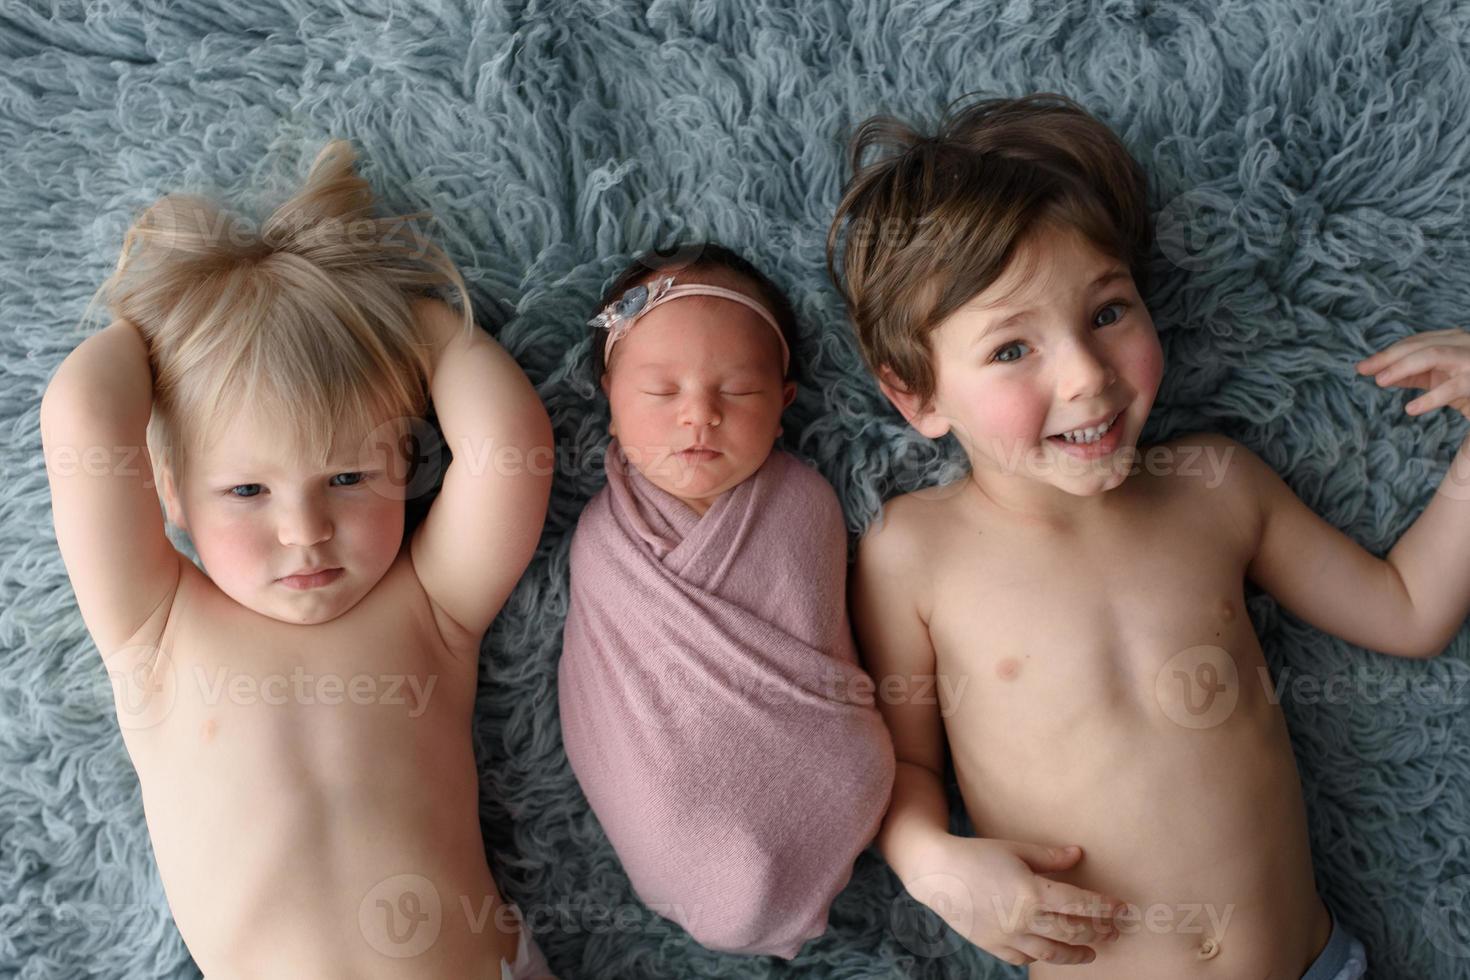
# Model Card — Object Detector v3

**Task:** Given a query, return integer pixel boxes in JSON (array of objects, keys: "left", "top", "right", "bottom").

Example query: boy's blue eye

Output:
[
  {"left": 1095, "top": 301, "right": 1128, "bottom": 327},
  {"left": 992, "top": 342, "right": 1030, "bottom": 363},
  {"left": 229, "top": 484, "right": 262, "bottom": 498},
  {"left": 331, "top": 472, "right": 366, "bottom": 487},
  {"left": 989, "top": 301, "right": 1130, "bottom": 364}
]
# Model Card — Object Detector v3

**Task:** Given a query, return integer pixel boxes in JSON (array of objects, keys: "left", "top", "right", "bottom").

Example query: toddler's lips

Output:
[
  {"left": 678, "top": 448, "right": 722, "bottom": 463},
  {"left": 277, "top": 568, "right": 343, "bottom": 590}
]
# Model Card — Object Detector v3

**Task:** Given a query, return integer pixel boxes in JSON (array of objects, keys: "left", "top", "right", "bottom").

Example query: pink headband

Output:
[{"left": 592, "top": 275, "right": 790, "bottom": 373}]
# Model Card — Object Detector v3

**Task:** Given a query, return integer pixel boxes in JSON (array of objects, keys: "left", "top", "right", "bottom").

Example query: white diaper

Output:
[{"left": 499, "top": 903, "right": 555, "bottom": 980}]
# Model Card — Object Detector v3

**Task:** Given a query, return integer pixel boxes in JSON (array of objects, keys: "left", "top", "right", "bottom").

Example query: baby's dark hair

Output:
[
  {"left": 589, "top": 242, "right": 799, "bottom": 385},
  {"left": 826, "top": 92, "right": 1153, "bottom": 409}
]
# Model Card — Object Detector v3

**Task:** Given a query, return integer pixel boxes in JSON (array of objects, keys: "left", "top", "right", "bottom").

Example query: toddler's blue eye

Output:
[
  {"left": 229, "top": 484, "right": 262, "bottom": 498},
  {"left": 1095, "top": 302, "right": 1128, "bottom": 327},
  {"left": 331, "top": 472, "right": 365, "bottom": 487},
  {"left": 993, "top": 342, "right": 1030, "bottom": 363}
]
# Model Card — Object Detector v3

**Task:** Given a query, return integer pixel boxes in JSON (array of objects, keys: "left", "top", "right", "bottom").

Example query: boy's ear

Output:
[
  {"left": 876, "top": 366, "right": 951, "bottom": 439},
  {"left": 781, "top": 381, "right": 796, "bottom": 409}
]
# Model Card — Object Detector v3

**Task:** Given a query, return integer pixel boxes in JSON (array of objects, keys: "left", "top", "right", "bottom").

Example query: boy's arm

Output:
[
  {"left": 851, "top": 504, "right": 1124, "bottom": 967},
  {"left": 849, "top": 509, "right": 952, "bottom": 880},
  {"left": 408, "top": 297, "right": 553, "bottom": 642},
  {"left": 40, "top": 319, "right": 181, "bottom": 655},
  {"left": 1238, "top": 330, "right": 1470, "bottom": 658}
]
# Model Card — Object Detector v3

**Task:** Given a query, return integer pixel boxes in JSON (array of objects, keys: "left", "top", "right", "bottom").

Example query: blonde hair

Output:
[{"left": 82, "top": 138, "right": 473, "bottom": 490}]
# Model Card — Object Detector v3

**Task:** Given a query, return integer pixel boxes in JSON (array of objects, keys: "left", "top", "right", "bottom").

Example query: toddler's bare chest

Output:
[{"left": 122, "top": 563, "right": 475, "bottom": 778}]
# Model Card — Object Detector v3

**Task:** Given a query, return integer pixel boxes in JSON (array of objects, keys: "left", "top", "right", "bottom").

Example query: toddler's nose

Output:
[{"left": 278, "top": 506, "right": 333, "bottom": 548}]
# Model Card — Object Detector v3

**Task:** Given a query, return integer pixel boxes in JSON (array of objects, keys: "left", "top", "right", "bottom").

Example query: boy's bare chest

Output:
[{"left": 923, "top": 491, "right": 1265, "bottom": 728}]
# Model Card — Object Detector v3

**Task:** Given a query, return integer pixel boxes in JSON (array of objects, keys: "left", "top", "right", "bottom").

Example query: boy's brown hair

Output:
[{"left": 826, "top": 92, "right": 1153, "bottom": 409}]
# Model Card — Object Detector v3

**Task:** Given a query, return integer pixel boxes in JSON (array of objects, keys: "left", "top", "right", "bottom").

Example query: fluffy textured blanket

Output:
[
  {"left": 558, "top": 439, "right": 895, "bottom": 958},
  {"left": 5, "top": 2, "right": 1470, "bottom": 978}
]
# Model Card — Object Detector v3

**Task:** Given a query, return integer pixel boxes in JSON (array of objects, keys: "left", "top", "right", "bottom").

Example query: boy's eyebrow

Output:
[{"left": 967, "top": 266, "right": 1131, "bottom": 341}]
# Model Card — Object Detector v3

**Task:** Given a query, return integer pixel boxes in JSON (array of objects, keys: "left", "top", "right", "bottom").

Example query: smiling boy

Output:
[{"left": 828, "top": 93, "right": 1469, "bottom": 978}]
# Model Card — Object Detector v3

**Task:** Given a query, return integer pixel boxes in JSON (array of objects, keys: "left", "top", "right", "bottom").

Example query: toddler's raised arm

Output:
[
  {"left": 41, "top": 318, "right": 180, "bottom": 656},
  {"left": 407, "top": 297, "right": 553, "bottom": 642}
]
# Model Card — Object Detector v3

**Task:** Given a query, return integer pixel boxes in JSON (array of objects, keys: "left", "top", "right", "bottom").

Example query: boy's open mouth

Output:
[{"left": 1047, "top": 409, "right": 1122, "bottom": 446}]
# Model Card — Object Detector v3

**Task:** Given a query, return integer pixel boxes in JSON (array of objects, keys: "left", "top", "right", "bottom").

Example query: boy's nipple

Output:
[{"left": 996, "top": 656, "right": 1021, "bottom": 681}]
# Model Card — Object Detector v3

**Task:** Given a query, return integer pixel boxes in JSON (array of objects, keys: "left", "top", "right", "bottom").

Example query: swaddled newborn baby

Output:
[{"left": 558, "top": 244, "right": 895, "bottom": 959}]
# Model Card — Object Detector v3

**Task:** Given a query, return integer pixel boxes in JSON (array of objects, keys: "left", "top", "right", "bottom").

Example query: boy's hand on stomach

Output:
[{"left": 910, "top": 836, "right": 1126, "bottom": 968}]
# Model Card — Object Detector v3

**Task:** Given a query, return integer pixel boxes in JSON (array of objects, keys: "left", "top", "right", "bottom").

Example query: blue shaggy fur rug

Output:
[{"left": 3, "top": 1, "right": 1470, "bottom": 978}]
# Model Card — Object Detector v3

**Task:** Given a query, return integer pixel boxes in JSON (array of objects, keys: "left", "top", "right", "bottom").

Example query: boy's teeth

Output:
[{"left": 1059, "top": 417, "right": 1114, "bottom": 444}]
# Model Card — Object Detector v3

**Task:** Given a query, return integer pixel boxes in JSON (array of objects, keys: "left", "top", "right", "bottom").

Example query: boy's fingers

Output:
[
  {"left": 1028, "top": 909, "right": 1119, "bottom": 945},
  {"left": 1407, "top": 375, "right": 1470, "bottom": 415},
  {"left": 1008, "top": 934, "right": 1097, "bottom": 966},
  {"left": 1034, "top": 879, "right": 1125, "bottom": 919},
  {"left": 1357, "top": 331, "right": 1461, "bottom": 372},
  {"left": 995, "top": 945, "right": 1038, "bottom": 967},
  {"left": 1369, "top": 347, "right": 1447, "bottom": 388}
]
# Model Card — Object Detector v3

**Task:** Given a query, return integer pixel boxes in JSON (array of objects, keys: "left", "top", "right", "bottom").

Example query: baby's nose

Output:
[{"left": 679, "top": 395, "right": 722, "bottom": 428}]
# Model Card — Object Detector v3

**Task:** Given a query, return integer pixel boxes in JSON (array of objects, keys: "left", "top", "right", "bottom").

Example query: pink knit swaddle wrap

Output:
[{"left": 557, "top": 439, "right": 895, "bottom": 959}]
